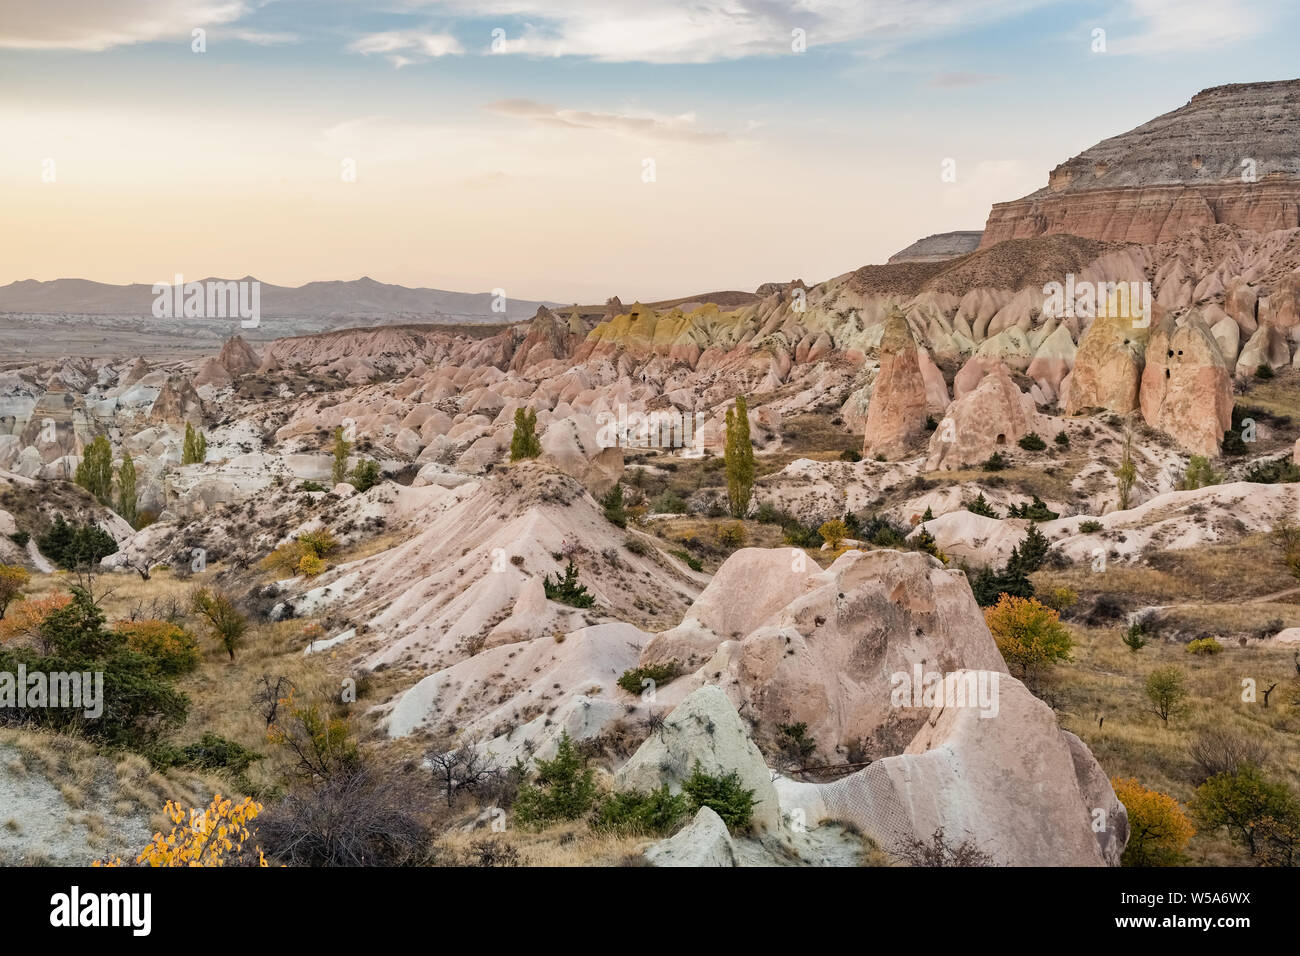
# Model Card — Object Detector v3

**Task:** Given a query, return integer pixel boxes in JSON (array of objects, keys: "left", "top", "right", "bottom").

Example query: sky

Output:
[{"left": 2, "top": 0, "right": 1298, "bottom": 303}]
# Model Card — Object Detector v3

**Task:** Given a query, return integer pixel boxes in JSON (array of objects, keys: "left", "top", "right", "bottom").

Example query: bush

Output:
[
  {"left": 670, "top": 549, "right": 703, "bottom": 572},
  {"left": 1017, "top": 432, "right": 1046, "bottom": 451},
  {"left": 510, "top": 407, "right": 542, "bottom": 461},
  {"left": 1192, "top": 765, "right": 1300, "bottom": 865},
  {"left": 298, "top": 480, "right": 327, "bottom": 492},
  {"left": 514, "top": 732, "right": 598, "bottom": 828},
  {"left": 715, "top": 522, "right": 746, "bottom": 549},
  {"left": 153, "top": 732, "right": 262, "bottom": 776},
  {"left": 649, "top": 490, "right": 688, "bottom": 514},
  {"left": 681, "top": 763, "right": 756, "bottom": 832},
  {"left": 1041, "top": 586, "right": 1078, "bottom": 615},
  {"left": 1112, "top": 777, "right": 1195, "bottom": 866},
  {"left": 982, "top": 451, "right": 1007, "bottom": 472},
  {"left": 983, "top": 595, "right": 1072, "bottom": 681},
  {"left": 8, "top": 531, "right": 29, "bottom": 548},
  {"left": 818, "top": 519, "right": 850, "bottom": 549},
  {"left": 601, "top": 485, "right": 627, "bottom": 528},
  {"left": 963, "top": 493, "right": 999, "bottom": 519},
  {"left": 1186, "top": 637, "right": 1223, "bottom": 656},
  {"left": 37, "top": 516, "right": 118, "bottom": 571},
  {"left": 1122, "top": 622, "right": 1150, "bottom": 653},
  {"left": 1179, "top": 455, "right": 1222, "bottom": 490},
  {"left": 1054, "top": 431, "right": 1070, "bottom": 447},
  {"left": 260, "top": 768, "right": 429, "bottom": 866},
  {"left": 893, "top": 827, "right": 993, "bottom": 867},
  {"left": 1244, "top": 457, "right": 1300, "bottom": 484},
  {"left": 1078, "top": 519, "right": 1103, "bottom": 533},
  {"left": 297, "top": 553, "right": 326, "bottom": 576},
  {"left": 1005, "top": 496, "right": 1058, "bottom": 521},
  {"left": 777, "top": 722, "right": 817, "bottom": 764},
  {"left": 1255, "top": 363, "right": 1275, "bottom": 380},
  {"left": 617, "top": 661, "right": 680, "bottom": 695},
  {"left": 1187, "top": 727, "right": 1273, "bottom": 784},
  {"left": 0, "top": 564, "right": 30, "bottom": 620},
  {"left": 190, "top": 587, "right": 248, "bottom": 660},
  {"left": 115, "top": 619, "right": 201, "bottom": 675},
  {"left": 543, "top": 560, "right": 595, "bottom": 608},
  {"left": 623, "top": 536, "right": 651, "bottom": 557},
  {"left": 838, "top": 449, "right": 862, "bottom": 462},
  {"left": 590, "top": 785, "right": 690, "bottom": 836},
  {"left": 348, "top": 458, "right": 381, "bottom": 492}
]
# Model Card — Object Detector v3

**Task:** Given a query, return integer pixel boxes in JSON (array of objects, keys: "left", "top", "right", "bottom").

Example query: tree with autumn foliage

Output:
[
  {"left": 983, "top": 594, "right": 1073, "bottom": 685},
  {"left": 1112, "top": 777, "right": 1195, "bottom": 866},
  {"left": 95, "top": 794, "right": 267, "bottom": 867},
  {"left": 0, "top": 564, "right": 30, "bottom": 620},
  {"left": 0, "top": 592, "right": 72, "bottom": 648}
]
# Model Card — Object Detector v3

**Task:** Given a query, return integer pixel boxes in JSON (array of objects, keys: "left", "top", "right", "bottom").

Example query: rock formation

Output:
[
  {"left": 888, "top": 231, "right": 984, "bottom": 264},
  {"left": 1064, "top": 311, "right": 1148, "bottom": 415},
  {"left": 1139, "top": 312, "right": 1233, "bottom": 456},
  {"left": 926, "top": 362, "right": 1045, "bottom": 471},
  {"left": 983, "top": 80, "right": 1300, "bottom": 246},
  {"left": 861, "top": 311, "right": 928, "bottom": 459}
]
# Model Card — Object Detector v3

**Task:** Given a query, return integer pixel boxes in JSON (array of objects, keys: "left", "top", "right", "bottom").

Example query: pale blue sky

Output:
[{"left": 3, "top": 0, "right": 1296, "bottom": 301}]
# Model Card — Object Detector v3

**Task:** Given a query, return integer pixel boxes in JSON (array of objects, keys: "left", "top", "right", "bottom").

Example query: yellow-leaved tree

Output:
[
  {"left": 95, "top": 794, "right": 267, "bottom": 867},
  {"left": 1112, "top": 777, "right": 1195, "bottom": 866}
]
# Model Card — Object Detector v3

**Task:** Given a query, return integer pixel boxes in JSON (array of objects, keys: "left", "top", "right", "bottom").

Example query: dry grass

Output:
[{"left": 431, "top": 819, "right": 651, "bottom": 867}]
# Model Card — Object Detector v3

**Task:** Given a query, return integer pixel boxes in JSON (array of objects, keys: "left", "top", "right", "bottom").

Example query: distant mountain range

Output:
[{"left": 0, "top": 276, "right": 560, "bottom": 322}]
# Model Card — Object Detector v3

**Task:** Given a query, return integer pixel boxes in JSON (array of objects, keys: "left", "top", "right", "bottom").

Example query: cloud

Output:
[
  {"left": 0, "top": 0, "right": 248, "bottom": 50},
  {"left": 413, "top": 0, "right": 1047, "bottom": 63},
  {"left": 485, "top": 99, "right": 729, "bottom": 143},
  {"left": 932, "top": 71, "right": 1003, "bottom": 87},
  {"left": 1105, "top": 0, "right": 1283, "bottom": 54},
  {"left": 349, "top": 29, "right": 463, "bottom": 67}
]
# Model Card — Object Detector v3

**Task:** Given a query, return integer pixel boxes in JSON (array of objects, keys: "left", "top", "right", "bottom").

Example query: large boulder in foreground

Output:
[
  {"left": 861, "top": 311, "right": 928, "bottom": 460},
  {"left": 644, "top": 807, "right": 737, "bottom": 866},
  {"left": 1139, "top": 313, "right": 1232, "bottom": 457},
  {"left": 776, "top": 673, "right": 1120, "bottom": 866}
]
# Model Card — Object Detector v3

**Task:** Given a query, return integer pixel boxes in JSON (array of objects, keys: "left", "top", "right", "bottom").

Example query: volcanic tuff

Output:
[{"left": 983, "top": 80, "right": 1300, "bottom": 246}]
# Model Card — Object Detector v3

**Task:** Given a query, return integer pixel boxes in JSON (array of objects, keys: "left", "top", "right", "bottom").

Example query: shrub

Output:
[
  {"left": 100, "top": 794, "right": 265, "bottom": 867},
  {"left": 1187, "top": 727, "right": 1273, "bottom": 784},
  {"left": 963, "top": 493, "right": 999, "bottom": 519},
  {"left": 1245, "top": 457, "right": 1300, "bottom": 484},
  {"left": 982, "top": 451, "right": 1007, "bottom": 471},
  {"left": 590, "top": 785, "right": 690, "bottom": 836},
  {"left": 1112, "top": 777, "right": 1195, "bottom": 866},
  {"left": 838, "top": 449, "right": 861, "bottom": 462},
  {"left": 1192, "top": 765, "right": 1300, "bottom": 865},
  {"left": 623, "top": 536, "right": 651, "bottom": 557},
  {"left": 1079, "top": 519, "right": 1103, "bottom": 533},
  {"left": 818, "top": 519, "right": 850, "bottom": 549},
  {"left": 715, "top": 522, "right": 746, "bottom": 549},
  {"left": 1186, "top": 637, "right": 1223, "bottom": 656},
  {"left": 297, "top": 552, "right": 326, "bottom": 576},
  {"left": 37, "top": 516, "right": 118, "bottom": 571},
  {"left": 1145, "top": 666, "right": 1188, "bottom": 725},
  {"left": 1005, "top": 496, "right": 1058, "bottom": 521},
  {"left": 153, "top": 732, "right": 262, "bottom": 775},
  {"left": 983, "top": 595, "right": 1072, "bottom": 681},
  {"left": 601, "top": 484, "right": 627, "bottom": 528},
  {"left": 299, "top": 480, "right": 327, "bottom": 492},
  {"left": 1054, "top": 431, "right": 1070, "bottom": 447},
  {"left": 115, "top": 619, "right": 201, "bottom": 675},
  {"left": 681, "top": 763, "right": 755, "bottom": 832},
  {"left": 1017, "top": 432, "right": 1046, "bottom": 451},
  {"left": 514, "top": 732, "right": 598, "bottom": 828},
  {"left": 893, "top": 827, "right": 993, "bottom": 867},
  {"left": 348, "top": 458, "right": 381, "bottom": 492},
  {"left": 617, "top": 661, "right": 681, "bottom": 695},
  {"left": 543, "top": 560, "right": 595, "bottom": 608},
  {"left": 1255, "top": 363, "right": 1275, "bottom": 380},
  {"left": 670, "top": 549, "right": 703, "bottom": 572},
  {"left": 649, "top": 490, "right": 688, "bottom": 514},
  {"left": 510, "top": 407, "right": 541, "bottom": 461},
  {"left": 777, "top": 722, "right": 817, "bottom": 764},
  {"left": 1041, "top": 586, "right": 1078, "bottom": 615},
  {"left": 8, "top": 531, "right": 29, "bottom": 548},
  {"left": 1179, "top": 455, "right": 1222, "bottom": 490},
  {"left": 297, "top": 529, "right": 338, "bottom": 558},
  {"left": 0, "top": 564, "right": 30, "bottom": 620},
  {"left": 1122, "top": 622, "right": 1150, "bottom": 653}
]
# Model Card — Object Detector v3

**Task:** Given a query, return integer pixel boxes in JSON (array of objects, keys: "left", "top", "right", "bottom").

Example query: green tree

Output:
[
  {"left": 190, "top": 587, "right": 248, "bottom": 661},
  {"left": 331, "top": 426, "right": 351, "bottom": 485},
  {"left": 1179, "top": 455, "right": 1222, "bottom": 490},
  {"left": 75, "top": 435, "right": 113, "bottom": 504},
  {"left": 1192, "top": 765, "right": 1300, "bottom": 864},
  {"left": 1145, "top": 666, "right": 1188, "bottom": 725},
  {"left": 600, "top": 484, "right": 627, "bottom": 528},
  {"left": 117, "top": 452, "right": 138, "bottom": 527},
  {"left": 1116, "top": 429, "right": 1137, "bottom": 510},
  {"left": 514, "top": 732, "right": 598, "bottom": 827},
  {"left": 510, "top": 407, "right": 542, "bottom": 461},
  {"left": 724, "top": 395, "right": 755, "bottom": 519},
  {"left": 543, "top": 560, "right": 595, "bottom": 608},
  {"left": 181, "top": 423, "right": 207, "bottom": 465},
  {"left": 348, "top": 458, "right": 381, "bottom": 492}
]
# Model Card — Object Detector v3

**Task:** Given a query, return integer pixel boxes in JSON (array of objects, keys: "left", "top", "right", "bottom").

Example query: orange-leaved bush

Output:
[
  {"left": 1112, "top": 777, "right": 1195, "bottom": 866},
  {"left": 95, "top": 794, "right": 268, "bottom": 867}
]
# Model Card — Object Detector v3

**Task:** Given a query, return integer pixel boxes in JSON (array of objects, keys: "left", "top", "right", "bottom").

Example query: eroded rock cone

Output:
[
  {"left": 926, "top": 361, "right": 1044, "bottom": 471},
  {"left": 1139, "top": 311, "right": 1233, "bottom": 457},
  {"left": 861, "top": 311, "right": 928, "bottom": 460},
  {"left": 1065, "top": 310, "right": 1148, "bottom": 415},
  {"left": 148, "top": 376, "right": 204, "bottom": 425},
  {"left": 218, "top": 335, "right": 261, "bottom": 377}
]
